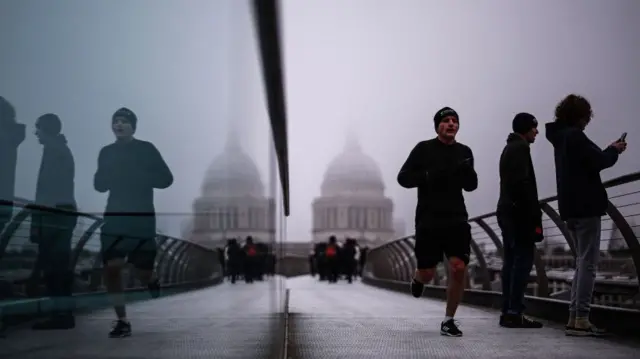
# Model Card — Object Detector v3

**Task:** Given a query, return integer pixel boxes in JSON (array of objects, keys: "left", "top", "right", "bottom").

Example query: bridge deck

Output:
[
  {"left": 0, "top": 279, "right": 280, "bottom": 359},
  {"left": 286, "top": 276, "right": 639, "bottom": 359},
  {"left": 1, "top": 276, "right": 638, "bottom": 358}
]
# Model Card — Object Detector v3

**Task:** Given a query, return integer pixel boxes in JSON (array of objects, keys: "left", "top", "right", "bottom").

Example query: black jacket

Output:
[
  {"left": 94, "top": 139, "right": 173, "bottom": 214},
  {"left": 397, "top": 138, "right": 478, "bottom": 229},
  {"left": 94, "top": 139, "right": 173, "bottom": 239},
  {"left": 35, "top": 134, "right": 76, "bottom": 209},
  {"left": 497, "top": 133, "right": 542, "bottom": 237},
  {"left": 545, "top": 122, "right": 618, "bottom": 220},
  {"left": 31, "top": 134, "right": 77, "bottom": 243}
]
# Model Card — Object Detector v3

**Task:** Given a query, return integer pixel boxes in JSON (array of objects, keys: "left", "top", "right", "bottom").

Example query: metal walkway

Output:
[
  {"left": 2, "top": 276, "right": 639, "bottom": 358},
  {"left": 0, "top": 279, "right": 281, "bottom": 359},
  {"left": 286, "top": 276, "right": 639, "bottom": 359}
]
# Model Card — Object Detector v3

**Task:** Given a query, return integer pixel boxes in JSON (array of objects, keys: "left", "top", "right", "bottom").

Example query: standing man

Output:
[
  {"left": 95, "top": 107, "right": 173, "bottom": 338},
  {"left": 545, "top": 94, "right": 626, "bottom": 336},
  {"left": 397, "top": 107, "right": 478, "bottom": 337},
  {"left": 496, "top": 112, "right": 544, "bottom": 328},
  {"left": 30, "top": 114, "right": 78, "bottom": 330}
]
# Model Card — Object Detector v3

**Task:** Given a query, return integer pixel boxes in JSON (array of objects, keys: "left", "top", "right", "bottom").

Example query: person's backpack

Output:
[
  {"left": 325, "top": 245, "right": 337, "bottom": 257},
  {"left": 247, "top": 245, "right": 257, "bottom": 256}
]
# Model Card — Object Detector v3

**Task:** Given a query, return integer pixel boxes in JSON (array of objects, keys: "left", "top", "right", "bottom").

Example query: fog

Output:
[{"left": 1, "top": 0, "right": 639, "bottom": 242}]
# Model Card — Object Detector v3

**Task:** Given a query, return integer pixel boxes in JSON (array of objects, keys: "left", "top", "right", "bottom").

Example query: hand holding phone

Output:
[
  {"left": 611, "top": 133, "right": 628, "bottom": 154},
  {"left": 619, "top": 132, "right": 627, "bottom": 142}
]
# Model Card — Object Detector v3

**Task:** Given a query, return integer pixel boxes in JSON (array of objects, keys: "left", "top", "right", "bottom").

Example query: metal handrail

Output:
[
  {"left": 366, "top": 170, "right": 640, "bottom": 308},
  {"left": 0, "top": 198, "right": 222, "bottom": 301}
]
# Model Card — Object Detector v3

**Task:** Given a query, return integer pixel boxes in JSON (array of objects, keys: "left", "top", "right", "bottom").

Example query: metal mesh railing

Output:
[
  {"left": 365, "top": 172, "right": 640, "bottom": 310},
  {"left": 0, "top": 198, "right": 222, "bottom": 303}
]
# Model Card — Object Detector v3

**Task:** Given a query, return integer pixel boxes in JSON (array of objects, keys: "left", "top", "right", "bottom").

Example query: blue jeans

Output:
[{"left": 498, "top": 213, "right": 535, "bottom": 315}]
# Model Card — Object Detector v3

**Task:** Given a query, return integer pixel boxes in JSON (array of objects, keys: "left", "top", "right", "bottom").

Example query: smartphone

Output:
[{"left": 619, "top": 132, "right": 627, "bottom": 142}]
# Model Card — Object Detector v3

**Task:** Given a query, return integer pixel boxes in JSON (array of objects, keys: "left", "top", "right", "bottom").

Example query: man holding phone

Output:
[{"left": 545, "top": 94, "right": 627, "bottom": 337}]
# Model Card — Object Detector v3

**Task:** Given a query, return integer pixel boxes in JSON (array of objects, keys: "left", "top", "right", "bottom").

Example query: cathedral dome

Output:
[
  {"left": 202, "top": 134, "right": 264, "bottom": 198},
  {"left": 321, "top": 134, "right": 385, "bottom": 196}
]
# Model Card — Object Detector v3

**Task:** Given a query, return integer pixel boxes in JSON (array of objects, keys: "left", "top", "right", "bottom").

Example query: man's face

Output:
[
  {"left": 437, "top": 115, "right": 459, "bottom": 140},
  {"left": 524, "top": 126, "right": 539, "bottom": 143},
  {"left": 34, "top": 120, "right": 48, "bottom": 144},
  {"left": 112, "top": 117, "right": 135, "bottom": 139}
]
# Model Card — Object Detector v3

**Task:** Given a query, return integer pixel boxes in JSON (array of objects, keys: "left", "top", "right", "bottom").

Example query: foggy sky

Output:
[{"left": 1, "top": 1, "right": 639, "bottom": 242}]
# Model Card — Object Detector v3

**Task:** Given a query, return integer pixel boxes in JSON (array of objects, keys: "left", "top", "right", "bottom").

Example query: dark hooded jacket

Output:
[
  {"left": 497, "top": 133, "right": 542, "bottom": 234},
  {"left": 31, "top": 133, "right": 77, "bottom": 244},
  {"left": 35, "top": 134, "right": 76, "bottom": 209},
  {"left": 545, "top": 121, "right": 618, "bottom": 220},
  {"left": 0, "top": 120, "right": 25, "bottom": 223}
]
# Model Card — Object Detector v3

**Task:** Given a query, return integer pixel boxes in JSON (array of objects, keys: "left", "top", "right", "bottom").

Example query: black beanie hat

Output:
[
  {"left": 433, "top": 106, "right": 459, "bottom": 131},
  {"left": 512, "top": 112, "right": 537, "bottom": 135},
  {"left": 112, "top": 107, "right": 137, "bottom": 130}
]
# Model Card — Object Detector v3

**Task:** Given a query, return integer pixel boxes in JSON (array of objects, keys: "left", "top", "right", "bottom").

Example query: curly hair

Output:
[{"left": 554, "top": 94, "right": 593, "bottom": 127}]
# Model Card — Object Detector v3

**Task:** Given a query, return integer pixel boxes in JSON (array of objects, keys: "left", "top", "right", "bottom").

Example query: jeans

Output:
[
  {"left": 498, "top": 213, "right": 535, "bottom": 315},
  {"left": 567, "top": 217, "right": 601, "bottom": 318}
]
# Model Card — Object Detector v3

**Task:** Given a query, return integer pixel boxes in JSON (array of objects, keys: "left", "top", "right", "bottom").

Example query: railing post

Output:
[
  {"left": 170, "top": 243, "right": 190, "bottom": 284},
  {"left": 532, "top": 249, "right": 550, "bottom": 297},
  {"left": 69, "top": 219, "right": 103, "bottom": 271},
  {"left": 605, "top": 201, "right": 640, "bottom": 281},
  {"left": 541, "top": 203, "right": 576, "bottom": 256},
  {"left": 396, "top": 240, "right": 415, "bottom": 282},
  {"left": 385, "top": 244, "right": 404, "bottom": 281},
  {"left": 469, "top": 239, "right": 492, "bottom": 290},
  {"left": 474, "top": 218, "right": 504, "bottom": 258},
  {"left": 157, "top": 238, "right": 181, "bottom": 281},
  {"left": 0, "top": 206, "right": 32, "bottom": 261}
]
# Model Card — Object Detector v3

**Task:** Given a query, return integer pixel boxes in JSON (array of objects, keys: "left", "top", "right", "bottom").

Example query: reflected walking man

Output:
[
  {"left": 30, "top": 114, "right": 78, "bottom": 330},
  {"left": 95, "top": 107, "right": 173, "bottom": 338},
  {"left": 496, "top": 113, "right": 543, "bottom": 328}
]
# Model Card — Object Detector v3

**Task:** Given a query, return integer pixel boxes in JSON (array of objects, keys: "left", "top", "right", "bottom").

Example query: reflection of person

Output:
[
  {"left": 545, "top": 94, "right": 626, "bottom": 337},
  {"left": 397, "top": 107, "right": 477, "bottom": 337},
  {"left": 496, "top": 113, "right": 543, "bottom": 329},
  {"left": 94, "top": 107, "right": 173, "bottom": 338},
  {"left": 0, "top": 96, "right": 25, "bottom": 231},
  {"left": 30, "top": 114, "right": 78, "bottom": 330}
]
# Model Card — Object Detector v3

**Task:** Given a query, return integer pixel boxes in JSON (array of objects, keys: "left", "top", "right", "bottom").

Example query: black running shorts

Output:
[
  {"left": 414, "top": 222, "right": 472, "bottom": 269},
  {"left": 100, "top": 216, "right": 157, "bottom": 270}
]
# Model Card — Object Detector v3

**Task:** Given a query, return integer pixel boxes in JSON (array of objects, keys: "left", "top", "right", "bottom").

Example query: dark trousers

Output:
[
  {"left": 325, "top": 257, "right": 339, "bottom": 281},
  {"left": 31, "top": 212, "right": 77, "bottom": 311},
  {"left": 498, "top": 212, "right": 535, "bottom": 315}
]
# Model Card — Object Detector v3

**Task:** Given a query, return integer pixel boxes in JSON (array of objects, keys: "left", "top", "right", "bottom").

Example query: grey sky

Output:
[{"left": 2, "top": 1, "right": 639, "bottom": 242}]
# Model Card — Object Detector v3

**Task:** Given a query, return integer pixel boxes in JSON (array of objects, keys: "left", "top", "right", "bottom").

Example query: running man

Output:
[
  {"left": 95, "top": 107, "right": 173, "bottom": 338},
  {"left": 397, "top": 106, "right": 478, "bottom": 337}
]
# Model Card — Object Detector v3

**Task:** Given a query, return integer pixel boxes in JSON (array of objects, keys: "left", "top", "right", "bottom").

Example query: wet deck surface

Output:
[
  {"left": 2, "top": 275, "right": 638, "bottom": 358},
  {"left": 1, "top": 278, "right": 283, "bottom": 359},
  {"left": 286, "top": 276, "right": 640, "bottom": 359}
]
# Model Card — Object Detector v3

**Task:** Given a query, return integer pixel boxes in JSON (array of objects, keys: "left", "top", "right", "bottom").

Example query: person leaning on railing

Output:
[{"left": 545, "top": 94, "right": 627, "bottom": 337}]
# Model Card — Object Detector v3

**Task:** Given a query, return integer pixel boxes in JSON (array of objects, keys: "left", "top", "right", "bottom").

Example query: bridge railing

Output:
[
  {"left": 0, "top": 198, "right": 223, "bottom": 325},
  {"left": 363, "top": 171, "right": 640, "bottom": 336}
]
